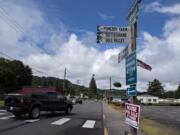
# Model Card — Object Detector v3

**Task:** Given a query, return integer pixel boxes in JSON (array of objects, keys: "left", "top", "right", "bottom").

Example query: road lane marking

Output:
[
  {"left": 0, "top": 113, "right": 6, "bottom": 116},
  {"left": 104, "top": 127, "right": 108, "bottom": 135},
  {"left": 51, "top": 118, "right": 70, "bottom": 125},
  {"left": 0, "top": 110, "right": 6, "bottom": 112},
  {"left": 24, "top": 119, "right": 40, "bottom": 123},
  {"left": 0, "top": 115, "right": 15, "bottom": 120},
  {"left": 82, "top": 120, "right": 96, "bottom": 128}
]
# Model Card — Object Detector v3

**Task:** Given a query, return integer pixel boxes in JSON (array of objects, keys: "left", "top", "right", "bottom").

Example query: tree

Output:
[
  {"left": 147, "top": 79, "right": 164, "bottom": 98},
  {"left": 89, "top": 74, "right": 97, "bottom": 99},
  {"left": 164, "top": 91, "right": 175, "bottom": 98},
  {"left": 175, "top": 84, "right": 180, "bottom": 99},
  {"left": 0, "top": 58, "right": 32, "bottom": 93}
]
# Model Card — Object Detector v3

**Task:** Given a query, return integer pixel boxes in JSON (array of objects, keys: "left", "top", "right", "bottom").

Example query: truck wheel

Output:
[
  {"left": 30, "top": 107, "right": 40, "bottom": 119},
  {"left": 65, "top": 106, "right": 72, "bottom": 115}
]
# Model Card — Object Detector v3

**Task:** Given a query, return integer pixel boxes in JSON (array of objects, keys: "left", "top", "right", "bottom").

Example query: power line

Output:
[
  {"left": 0, "top": 5, "right": 46, "bottom": 52},
  {"left": 0, "top": 51, "right": 48, "bottom": 76},
  {"left": 0, "top": 7, "right": 24, "bottom": 33}
]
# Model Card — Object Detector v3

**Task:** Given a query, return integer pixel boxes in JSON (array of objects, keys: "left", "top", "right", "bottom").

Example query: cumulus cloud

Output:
[
  {"left": 145, "top": 2, "right": 180, "bottom": 15},
  {"left": 1, "top": 0, "right": 180, "bottom": 91},
  {"left": 97, "top": 12, "right": 115, "bottom": 20},
  {"left": 0, "top": 0, "right": 51, "bottom": 58},
  {"left": 137, "top": 16, "right": 180, "bottom": 91}
]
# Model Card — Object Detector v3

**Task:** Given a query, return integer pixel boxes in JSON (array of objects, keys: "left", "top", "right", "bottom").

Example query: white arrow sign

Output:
[
  {"left": 97, "top": 37, "right": 129, "bottom": 44},
  {"left": 118, "top": 46, "right": 129, "bottom": 63},
  {"left": 97, "top": 26, "right": 130, "bottom": 33},
  {"left": 97, "top": 32, "right": 129, "bottom": 39}
]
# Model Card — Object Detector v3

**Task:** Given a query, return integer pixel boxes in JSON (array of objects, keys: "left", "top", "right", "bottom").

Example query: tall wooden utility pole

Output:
[
  {"left": 63, "top": 68, "right": 67, "bottom": 92},
  {"left": 110, "top": 77, "right": 112, "bottom": 91},
  {"left": 130, "top": 22, "right": 138, "bottom": 135}
]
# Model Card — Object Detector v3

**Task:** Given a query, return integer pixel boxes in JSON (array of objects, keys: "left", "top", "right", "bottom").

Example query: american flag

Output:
[{"left": 137, "top": 59, "right": 152, "bottom": 71}]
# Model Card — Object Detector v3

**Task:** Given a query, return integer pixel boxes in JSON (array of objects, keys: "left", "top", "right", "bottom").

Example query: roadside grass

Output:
[
  {"left": 140, "top": 118, "right": 179, "bottom": 135},
  {"left": 0, "top": 100, "right": 4, "bottom": 108},
  {"left": 109, "top": 102, "right": 180, "bottom": 135},
  {"left": 110, "top": 102, "right": 123, "bottom": 111}
]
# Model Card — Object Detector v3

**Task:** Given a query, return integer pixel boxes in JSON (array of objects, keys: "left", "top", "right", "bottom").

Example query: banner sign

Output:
[{"left": 125, "top": 103, "right": 140, "bottom": 129}]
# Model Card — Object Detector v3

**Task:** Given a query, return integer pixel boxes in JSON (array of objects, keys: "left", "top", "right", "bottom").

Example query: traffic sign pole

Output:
[
  {"left": 130, "top": 19, "right": 138, "bottom": 135},
  {"left": 126, "top": 0, "right": 142, "bottom": 134}
]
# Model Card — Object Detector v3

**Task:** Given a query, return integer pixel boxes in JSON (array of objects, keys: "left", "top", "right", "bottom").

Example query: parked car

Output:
[
  {"left": 5, "top": 92, "right": 73, "bottom": 118},
  {"left": 70, "top": 96, "right": 82, "bottom": 104}
]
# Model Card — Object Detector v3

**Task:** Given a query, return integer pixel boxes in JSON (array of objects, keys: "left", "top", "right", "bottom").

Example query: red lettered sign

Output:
[{"left": 125, "top": 103, "right": 140, "bottom": 129}]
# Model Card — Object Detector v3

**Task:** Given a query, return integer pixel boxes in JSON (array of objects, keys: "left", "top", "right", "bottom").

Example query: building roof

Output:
[
  {"left": 17, "top": 86, "right": 63, "bottom": 96},
  {"left": 137, "top": 94, "right": 159, "bottom": 98}
]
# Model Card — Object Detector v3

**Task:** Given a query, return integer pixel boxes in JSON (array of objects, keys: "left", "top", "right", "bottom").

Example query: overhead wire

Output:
[{"left": 0, "top": 5, "right": 51, "bottom": 76}]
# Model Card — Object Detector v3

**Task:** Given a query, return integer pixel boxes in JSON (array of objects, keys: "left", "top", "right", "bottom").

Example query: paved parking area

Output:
[{"left": 141, "top": 106, "right": 180, "bottom": 129}]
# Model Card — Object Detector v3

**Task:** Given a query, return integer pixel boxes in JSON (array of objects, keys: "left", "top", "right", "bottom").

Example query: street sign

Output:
[
  {"left": 125, "top": 103, "right": 140, "bottom": 129},
  {"left": 118, "top": 46, "right": 128, "bottom": 63},
  {"left": 97, "top": 32, "right": 129, "bottom": 39},
  {"left": 97, "top": 25, "right": 129, "bottom": 33},
  {"left": 127, "top": 6, "right": 138, "bottom": 24},
  {"left": 126, "top": 51, "right": 137, "bottom": 85},
  {"left": 97, "top": 36, "right": 129, "bottom": 44},
  {"left": 126, "top": 0, "right": 141, "bottom": 24},
  {"left": 126, "top": 85, "right": 137, "bottom": 96},
  {"left": 96, "top": 26, "right": 130, "bottom": 44}
]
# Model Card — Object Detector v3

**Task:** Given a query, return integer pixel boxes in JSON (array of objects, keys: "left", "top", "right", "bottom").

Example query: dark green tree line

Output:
[{"left": 0, "top": 58, "right": 32, "bottom": 93}]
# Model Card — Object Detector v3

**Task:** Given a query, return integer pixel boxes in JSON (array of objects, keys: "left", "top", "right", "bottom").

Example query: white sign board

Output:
[
  {"left": 97, "top": 32, "right": 129, "bottom": 39},
  {"left": 97, "top": 37, "right": 129, "bottom": 44},
  {"left": 97, "top": 25, "right": 130, "bottom": 33},
  {"left": 96, "top": 26, "right": 130, "bottom": 44},
  {"left": 125, "top": 103, "right": 140, "bottom": 129},
  {"left": 118, "top": 46, "right": 128, "bottom": 63}
]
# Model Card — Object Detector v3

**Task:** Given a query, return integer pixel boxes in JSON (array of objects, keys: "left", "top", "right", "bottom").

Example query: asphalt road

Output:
[
  {"left": 141, "top": 106, "right": 180, "bottom": 129},
  {"left": 0, "top": 100, "right": 103, "bottom": 135}
]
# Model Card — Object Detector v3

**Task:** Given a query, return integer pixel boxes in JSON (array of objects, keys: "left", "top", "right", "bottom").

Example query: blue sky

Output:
[
  {"left": 13, "top": 0, "right": 179, "bottom": 51},
  {"left": 1, "top": 0, "right": 180, "bottom": 91},
  {"left": 27, "top": 0, "right": 179, "bottom": 37}
]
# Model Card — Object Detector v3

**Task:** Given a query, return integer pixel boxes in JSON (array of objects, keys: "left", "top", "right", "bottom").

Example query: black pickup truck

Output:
[{"left": 5, "top": 92, "right": 73, "bottom": 118}]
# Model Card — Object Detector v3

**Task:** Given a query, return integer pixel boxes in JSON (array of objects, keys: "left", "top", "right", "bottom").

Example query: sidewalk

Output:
[{"left": 103, "top": 102, "right": 144, "bottom": 135}]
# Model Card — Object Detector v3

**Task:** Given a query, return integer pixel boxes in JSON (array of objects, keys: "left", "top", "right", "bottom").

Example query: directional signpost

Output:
[
  {"left": 125, "top": 1, "right": 142, "bottom": 135},
  {"left": 96, "top": 1, "right": 142, "bottom": 134},
  {"left": 96, "top": 26, "right": 130, "bottom": 44}
]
